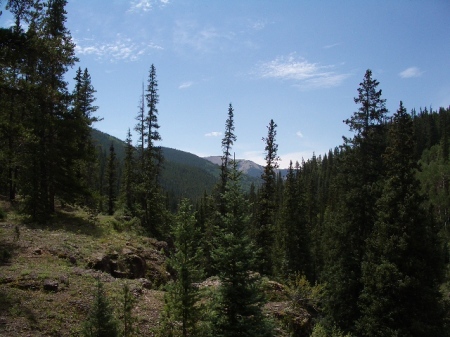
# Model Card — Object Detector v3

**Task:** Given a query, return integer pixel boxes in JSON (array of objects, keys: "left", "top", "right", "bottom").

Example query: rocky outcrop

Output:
[{"left": 87, "top": 243, "right": 168, "bottom": 285}]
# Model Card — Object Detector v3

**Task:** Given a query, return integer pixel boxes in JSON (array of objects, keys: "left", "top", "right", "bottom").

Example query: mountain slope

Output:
[{"left": 90, "top": 129, "right": 259, "bottom": 202}]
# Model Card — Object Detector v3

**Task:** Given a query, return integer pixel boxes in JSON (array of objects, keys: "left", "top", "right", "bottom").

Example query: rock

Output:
[
  {"left": 138, "top": 278, "right": 152, "bottom": 289},
  {"left": 69, "top": 255, "right": 77, "bottom": 265},
  {"left": 33, "top": 248, "right": 43, "bottom": 255},
  {"left": 122, "top": 247, "right": 134, "bottom": 255},
  {"left": 89, "top": 253, "right": 113, "bottom": 274},
  {"left": 127, "top": 254, "right": 146, "bottom": 279},
  {"left": 43, "top": 279, "right": 58, "bottom": 292}
]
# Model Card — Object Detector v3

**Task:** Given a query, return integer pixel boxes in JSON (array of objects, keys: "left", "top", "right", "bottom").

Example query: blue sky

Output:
[{"left": 2, "top": 1, "right": 450, "bottom": 167}]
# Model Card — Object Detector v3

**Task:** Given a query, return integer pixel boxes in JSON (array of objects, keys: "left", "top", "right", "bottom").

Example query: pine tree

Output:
[
  {"left": 16, "top": 0, "right": 82, "bottom": 220},
  {"left": 211, "top": 160, "right": 273, "bottom": 337},
  {"left": 357, "top": 102, "right": 446, "bottom": 336},
  {"left": 69, "top": 67, "right": 99, "bottom": 204},
  {"left": 119, "top": 128, "right": 135, "bottom": 214},
  {"left": 106, "top": 143, "right": 117, "bottom": 215},
  {"left": 274, "top": 160, "right": 310, "bottom": 280},
  {"left": 83, "top": 279, "right": 119, "bottom": 337},
  {"left": 160, "top": 199, "right": 204, "bottom": 337},
  {"left": 322, "top": 69, "right": 388, "bottom": 332},
  {"left": 219, "top": 103, "right": 237, "bottom": 200},
  {"left": 134, "top": 64, "right": 165, "bottom": 235},
  {"left": 134, "top": 82, "right": 147, "bottom": 169},
  {"left": 121, "top": 282, "right": 137, "bottom": 337},
  {"left": 254, "top": 119, "right": 280, "bottom": 275}
]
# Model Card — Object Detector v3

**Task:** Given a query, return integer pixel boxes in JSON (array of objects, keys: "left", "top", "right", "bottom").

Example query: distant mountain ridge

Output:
[
  {"left": 203, "top": 156, "right": 288, "bottom": 179},
  {"left": 90, "top": 129, "right": 261, "bottom": 203},
  {"left": 203, "top": 156, "right": 264, "bottom": 179}
]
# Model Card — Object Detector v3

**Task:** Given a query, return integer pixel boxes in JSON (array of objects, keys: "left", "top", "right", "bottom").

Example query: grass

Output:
[
  {"left": 0, "top": 198, "right": 316, "bottom": 336},
  {"left": 0, "top": 200, "right": 166, "bottom": 336}
]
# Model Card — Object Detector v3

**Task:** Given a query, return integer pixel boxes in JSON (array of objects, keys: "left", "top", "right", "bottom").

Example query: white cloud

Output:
[
  {"left": 250, "top": 19, "right": 267, "bottom": 31},
  {"left": 74, "top": 35, "right": 163, "bottom": 62},
  {"left": 296, "top": 131, "right": 304, "bottom": 138},
  {"left": 179, "top": 81, "right": 194, "bottom": 89},
  {"left": 128, "top": 0, "right": 169, "bottom": 13},
  {"left": 323, "top": 43, "right": 340, "bottom": 49},
  {"left": 399, "top": 67, "right": 423, "bottom": 78},
  {"left": 174, "top": 21, "right": 220, "bottom": 53},
  {"left": 255, "top": 54, "right": 350, "bottom": 89},
  {"left": 242, "top": 150, "right": 265, "bottom": 166},
  {"left": 205, "top": 131, "right": 222, "bottom": 137}
]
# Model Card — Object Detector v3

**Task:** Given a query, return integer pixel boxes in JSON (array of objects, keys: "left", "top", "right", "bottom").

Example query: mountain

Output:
[
  {"left": 90, "top": 129, "right": 260, "bottom": 204},
  {"left": 204, "top": 156, "right": 288, "bottom": 179},
  {"left": 204, "top": 156, "right": 264, "bottom": 179}
]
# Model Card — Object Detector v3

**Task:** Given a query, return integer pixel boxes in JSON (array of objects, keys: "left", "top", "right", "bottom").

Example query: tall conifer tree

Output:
[
  {"left": 357, "top": 102, "right": 446, "bottom": 336},
  {"left": 322, "top": 70, "right": 388, "bottom": 332},
  {"left": 211, "top": 160, "right": 273, "bottom": 337},
  {"left": 106, "top": 143, "right": 117, "bottom": 215},
  {"left": 254, "top": 119, "right": 280, "bottom": 275}
]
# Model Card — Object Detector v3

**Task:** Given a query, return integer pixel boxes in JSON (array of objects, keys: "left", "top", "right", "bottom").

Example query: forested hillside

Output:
[{"left": 0, "top": 1, "right": 449, "bottom": 336}]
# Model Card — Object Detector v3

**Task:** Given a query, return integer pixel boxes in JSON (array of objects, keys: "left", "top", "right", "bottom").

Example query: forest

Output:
[{"left": 1, "top": 1, "right": 450, "bottom": 336}]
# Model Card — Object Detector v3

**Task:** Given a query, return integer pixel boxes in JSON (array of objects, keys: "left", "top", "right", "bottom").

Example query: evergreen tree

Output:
[
  {"left": 121, "top": 282, "right": 137, "bottom": 337},
  {"left": 69, "top": 67, "right": 99, "bottom": 203},
  {"left": 106, "top": 143, "right": 117, "bottom": 215},
  {"left": 254, "top": 119, "right": 280, "bottom": 275},
  {"left": 211, "top": 160, "right": 273, "bottom": 337},
  {"left": 134, "top": 82, "right": 147, "bottom": 168},
  {"left": 357, "top": 102, "right": 446, "bottom": 336},
  {"left": 119, "top": 128, "right": 135, "bottom": 214},
  {"left": 322, "top": 69, "right": 388, "bottom": 332},
  {"left": 83, "top": 279, "right": 119, "bottom": 337},
  {"left": 274, "top": 160, "right": 310, "bottom": 280},
  {"left": 219, "top": 103, "right": 237, "bottom": 200},
  {"left": 160, "top": 199, "right": 204, "bottom": 337},
  {"left": 135, "top": 64, "right": 165, "bottom": 235}
]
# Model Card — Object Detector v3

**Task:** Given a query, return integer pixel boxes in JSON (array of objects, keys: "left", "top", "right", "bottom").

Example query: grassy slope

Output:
[
  {"left": 0, "top": 202, "right": 166, "bottom": 336},
  {"left": 0, "top": 199, "right": 316, "bottom": 336}
]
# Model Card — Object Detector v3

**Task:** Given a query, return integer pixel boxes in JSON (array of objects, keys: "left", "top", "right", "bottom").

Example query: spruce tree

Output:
[
  {"left": 254, "top": 119, "right": 280, "bottom": 275},
  {"left": 119, "top": 128, "right": 135, "bottom": 214},
  {"left": 274, "top": 160, "right": 310, "bottom": 280},
  {"left": 121, "top": 282, "right": 137, "bottom": 337},
  {"left": 211, "top": 160, "right": 273, "bottom": 337},
  {"left": 106, "top": 143, "right": 117, "bottom": 215},
  {"left": 357, "top": 102, "right": 446, "bottom": 336},
  {"left": 134, "top": 64, "right": 165, "bottom": 235},
  {"left": 219, "top": 103, "right": 237, "bottom": 200},
  {"left": 322, "top": 69, "right": 388, "bottom": 332},
  {"left": 160, "top": 199, "right": 204, "bottom": 337},
  {"left": 83, "top": 279, "right": 119, "bottom": 337}
]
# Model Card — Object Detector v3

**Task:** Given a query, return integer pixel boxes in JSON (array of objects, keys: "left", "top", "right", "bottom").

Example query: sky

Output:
[{"left": 2, "top": 0, "right": 450, "bottom": 167}]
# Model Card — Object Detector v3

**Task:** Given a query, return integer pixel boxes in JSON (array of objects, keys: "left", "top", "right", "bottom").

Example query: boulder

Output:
[{"left": 43, "top": 279, "right": 58, "bottom": 292}]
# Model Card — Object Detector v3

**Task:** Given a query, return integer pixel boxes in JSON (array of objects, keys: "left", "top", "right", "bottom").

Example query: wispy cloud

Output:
[
  {"left": 205, "top": 131, "right": 222, "bottom": 137},
  {"left": 174, "top": 21, "right": 219, "bottom": 53},
  {"left": 74, "top": 35, "right": 163, "bottom": 62},
  {"left": 179, "top": 81, "right": 194, "bottom": 89},
  {"left": 399, "top": 66, "right": 423, "bottom": 78},
  {"left": 323, "top": 43, "right": 340, "bottom": 49},
  {"left": 296, "top": 131, "right": 304, "bottom": 138},
  {"left": 250, "top": 19, "right": 267, "bottom": 31},
  {"left": 255, "top": 54, "right": 350, "bottom": 89},
  {"left": 128, "top": 0, "right": 169, "bottom": 13}
]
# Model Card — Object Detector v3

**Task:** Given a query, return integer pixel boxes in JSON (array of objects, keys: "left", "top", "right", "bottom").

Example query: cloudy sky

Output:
[{"left": 3, "top": 0, "right": 450, "bottom": 166}]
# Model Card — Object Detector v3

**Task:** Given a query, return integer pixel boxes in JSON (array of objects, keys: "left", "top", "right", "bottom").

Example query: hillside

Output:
[
  {"left": 91, "top": 129, "right": 260, "bottom": 202},
  {"left": 0, "top": 202, "right": 315, "bottom": 336}
]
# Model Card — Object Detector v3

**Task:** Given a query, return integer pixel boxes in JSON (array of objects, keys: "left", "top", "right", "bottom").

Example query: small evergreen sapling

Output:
[{"left": 82, "top": 278, "right": 119, "bottom": 337}]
